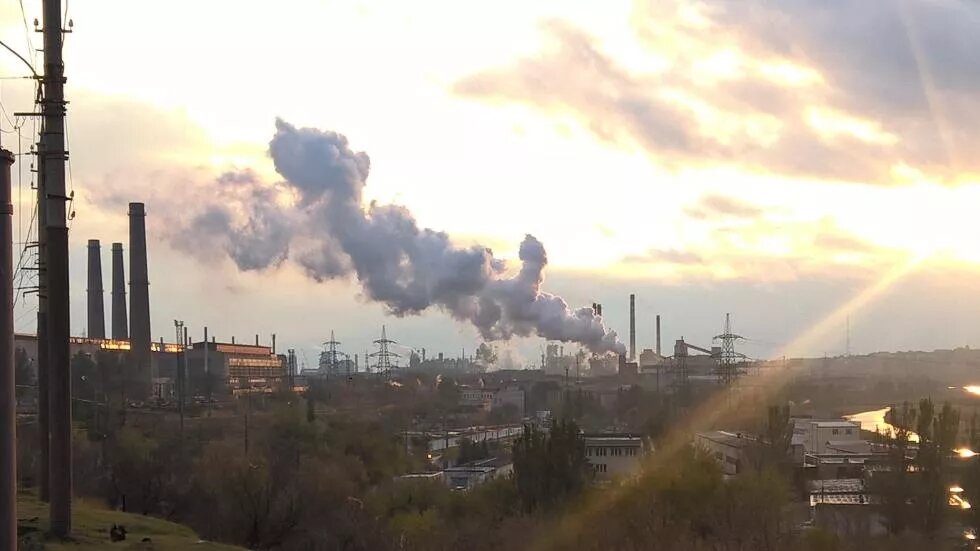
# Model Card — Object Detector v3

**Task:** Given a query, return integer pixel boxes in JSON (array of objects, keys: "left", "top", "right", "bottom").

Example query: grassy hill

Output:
[{"left": 17, "top": 492, "right": 245, "bottom": 551}]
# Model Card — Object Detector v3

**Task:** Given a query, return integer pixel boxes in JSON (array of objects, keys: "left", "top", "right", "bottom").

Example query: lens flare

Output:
[
  {"left": 957, "top": 448, "right": 977, "bottom": 459},
  {"left": 951, "top": 494, "right": 972, "bottom": 510}
]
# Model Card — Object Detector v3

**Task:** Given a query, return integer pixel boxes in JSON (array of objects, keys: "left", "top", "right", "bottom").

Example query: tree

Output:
[
  {"left": 914, "top": 399, "right": 959, "bottom": 536},
  {"left": 874, "top": 401, "right": 916, "bottom": 535},
  {"left": 457, "top": 438, "right": 490, "bottom": 465},
  {"left": 761, "top": 404, "right": 793, "bottom": 472},
  {"left": 512, "top": 419, "right": 589, "bottom": 512},
  {"left": 965, "top": 411, "right": 980, "bottom": 534}
]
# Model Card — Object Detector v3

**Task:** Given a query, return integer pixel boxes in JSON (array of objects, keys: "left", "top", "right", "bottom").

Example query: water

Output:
[{"left": 844, "top": 407, "right": 920, "bottom": 443}]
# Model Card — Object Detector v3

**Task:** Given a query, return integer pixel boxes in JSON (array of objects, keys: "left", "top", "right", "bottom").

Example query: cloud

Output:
[
  {"left": 684, "top": 194, "right": 765, "bottom": 220},
  {"left": 455, "top": 2, "right": 980, "bottom": 184},
  {"left": 812, "top": 230, "right": 876, "bottom": 255},
  {"left": 623, "top": 248, "right": 703, "bottom": 265}
]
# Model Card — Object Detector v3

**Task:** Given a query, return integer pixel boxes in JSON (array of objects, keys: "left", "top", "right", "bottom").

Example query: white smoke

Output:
[{"left": 174, "top": 119, "right": 624, "bottom": 354}]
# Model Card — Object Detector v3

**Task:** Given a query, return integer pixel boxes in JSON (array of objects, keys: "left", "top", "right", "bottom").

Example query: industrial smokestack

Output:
[
  {"left": 86, "top": 239, "right": 105, "bottom": 339},
  {"left": 128, "top": 203, "right": 151, "bottom": 391},
  {"left": 629, "top": 294, "right": 636, "bottom": 361},
  {"left": 656, "top": 314, "right": 661, "bottom": 357},
  {"left": 110, "top": 243, "right": 127, "bottom": 340}
]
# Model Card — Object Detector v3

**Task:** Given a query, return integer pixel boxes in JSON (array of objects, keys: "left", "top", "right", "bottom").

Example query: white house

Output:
[{"left": 583, "top": 434, "right": 646, "bottom": 481}]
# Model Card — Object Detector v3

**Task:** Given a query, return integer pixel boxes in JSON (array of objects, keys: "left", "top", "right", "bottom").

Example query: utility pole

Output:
[
  {"left": 36, "top": 136, "right": 48, "bottom": 503},
  {"left": 42, "top": 0, "right": 72, "bottom": 537},
  {"left": 204, "top": 327, "right": 210, "bottom": 417},
  {"left": 0, "top": 148, "right": 17, "bottom": 550},
  {"left": 183, "top": 325, "right": 189, "bottom": 403},
  {"left": 174, "top": 320, "right": 184, "bottom": 438}
]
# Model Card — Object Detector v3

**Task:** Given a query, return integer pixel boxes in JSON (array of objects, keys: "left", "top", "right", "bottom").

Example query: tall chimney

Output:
[
  {"left": 86, "top": 239, "right": 105, "bottom": 339},
  {"left": 656, "top": 314, "right": 661, "bottom": 356},
  {"left": 629, "top": 294, "right": 636, "bottom": 361},
  {"left": 128, "top": 202, "right": 151, "bottom": 392},
  {"left": 110, "top": 243, "right": 127, "bottom": 339}
]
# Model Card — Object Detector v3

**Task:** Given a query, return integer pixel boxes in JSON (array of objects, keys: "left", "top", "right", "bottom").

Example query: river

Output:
[{"left": 844, "top": 407, "right": 920, "bottom": 443}]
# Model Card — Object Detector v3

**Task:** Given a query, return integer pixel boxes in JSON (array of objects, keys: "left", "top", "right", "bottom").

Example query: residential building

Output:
[
  {"left": 695, "top": 430, "right": 759, "bottom": 476},
  {"left": 583, "top": 433, "right": 646, "bottom": 482},
  {"left": 801, "top": 420, "right": 861, "bottom": 455}
]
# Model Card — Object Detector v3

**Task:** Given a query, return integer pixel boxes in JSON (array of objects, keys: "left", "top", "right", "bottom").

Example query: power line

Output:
[
  {"left": 0, "top": 39, "right": 37, "bottom": 78},
  {"left": 64, "top": 115, "right": 75, "bottom": 228},
  {"left": 18, "top": 0, "right": 35, "bottom": 60}
]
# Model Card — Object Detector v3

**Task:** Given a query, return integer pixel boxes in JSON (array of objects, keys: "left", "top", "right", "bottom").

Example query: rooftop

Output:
[
  {"left": 696, "top": 430, "right": 759, "bottom": 449},
  {"left": 810, "top": 421, "right": 860, "bottom": 428},
  {"left": 825, "top": 440, "right": 873, "bottom": 454},
  {"left": 583, "top": 433, "right": 643, "bottom": 443},
  {"left": 808, "top": 479, "right": 864, "bottom": 493}
]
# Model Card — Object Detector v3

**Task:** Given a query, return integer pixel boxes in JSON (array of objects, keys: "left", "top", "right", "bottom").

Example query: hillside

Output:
[{"left": 16, "top": 492, "right": 245, "bottom": 551}]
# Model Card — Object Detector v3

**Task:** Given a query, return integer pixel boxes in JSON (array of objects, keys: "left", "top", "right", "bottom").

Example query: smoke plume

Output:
[{"left": 174, "top": 119, "right": 624, "bottom": 354}]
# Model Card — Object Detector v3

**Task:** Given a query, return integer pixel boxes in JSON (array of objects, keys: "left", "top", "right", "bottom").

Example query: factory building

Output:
[
  {"left": 14, "top": 333, "right": 184, "bottom": 400},
  {"left": 185, "top": 340, "right": 286, "bottom": 396}
]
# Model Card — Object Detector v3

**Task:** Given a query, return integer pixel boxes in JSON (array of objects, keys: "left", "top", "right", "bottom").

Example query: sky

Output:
[{"left": 1, "top": 0, "right": 980, "bottom": 366}]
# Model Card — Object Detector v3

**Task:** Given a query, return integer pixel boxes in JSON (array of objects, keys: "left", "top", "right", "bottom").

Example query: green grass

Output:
[{"left": 17, "top": 492, "right": 245, "bottom": 550}]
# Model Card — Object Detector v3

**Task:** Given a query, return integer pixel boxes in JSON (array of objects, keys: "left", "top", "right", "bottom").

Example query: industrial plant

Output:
[{"left": 3, "top": 1, "right": 980, "bottom": 549}]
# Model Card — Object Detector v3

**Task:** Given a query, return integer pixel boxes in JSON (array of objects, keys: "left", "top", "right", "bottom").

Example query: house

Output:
[
  {"left": 801, "top": 420, "right": 861, "bottom": 455},
  {"left": 583, "top": 433, "right": 646, "bottom": 482},
  {"left": 695, "top": 431, "right": 759, "bottom": 476},
  {"left": 443, "top": 457, "right": 513, "bottom": 490}
]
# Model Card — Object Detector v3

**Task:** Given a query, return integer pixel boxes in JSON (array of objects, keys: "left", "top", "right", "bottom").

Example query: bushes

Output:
[{"left": 542, "top": 446, "right": 791, "bottom": 551}]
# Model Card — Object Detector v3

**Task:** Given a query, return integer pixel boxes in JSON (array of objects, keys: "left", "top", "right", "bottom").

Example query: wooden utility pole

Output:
[
  {"left": 0, "top": 147, "right": 17, "bottom": 551},
  {"left": 41, "top": 0, "right": 72, "bottom": 537}
]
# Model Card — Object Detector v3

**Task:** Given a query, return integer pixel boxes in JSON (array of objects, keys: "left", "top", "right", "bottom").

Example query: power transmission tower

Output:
[
  {"left": 673, "top": 338, "right": 690, "bottom": 404},
  {"left": 713, "top": 313, "right": 745, "bottom": 386},
  {"left": 320, "top": 330, "right": 342, "bottom": 377},
  {"left": 370, "top": 325, "right": 400, "bottom": 380}
]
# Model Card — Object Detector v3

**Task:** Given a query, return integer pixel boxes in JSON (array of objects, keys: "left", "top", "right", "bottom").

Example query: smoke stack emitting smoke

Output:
[{"left": 175, "top": 120, "right": 624, "bottom": 354}]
